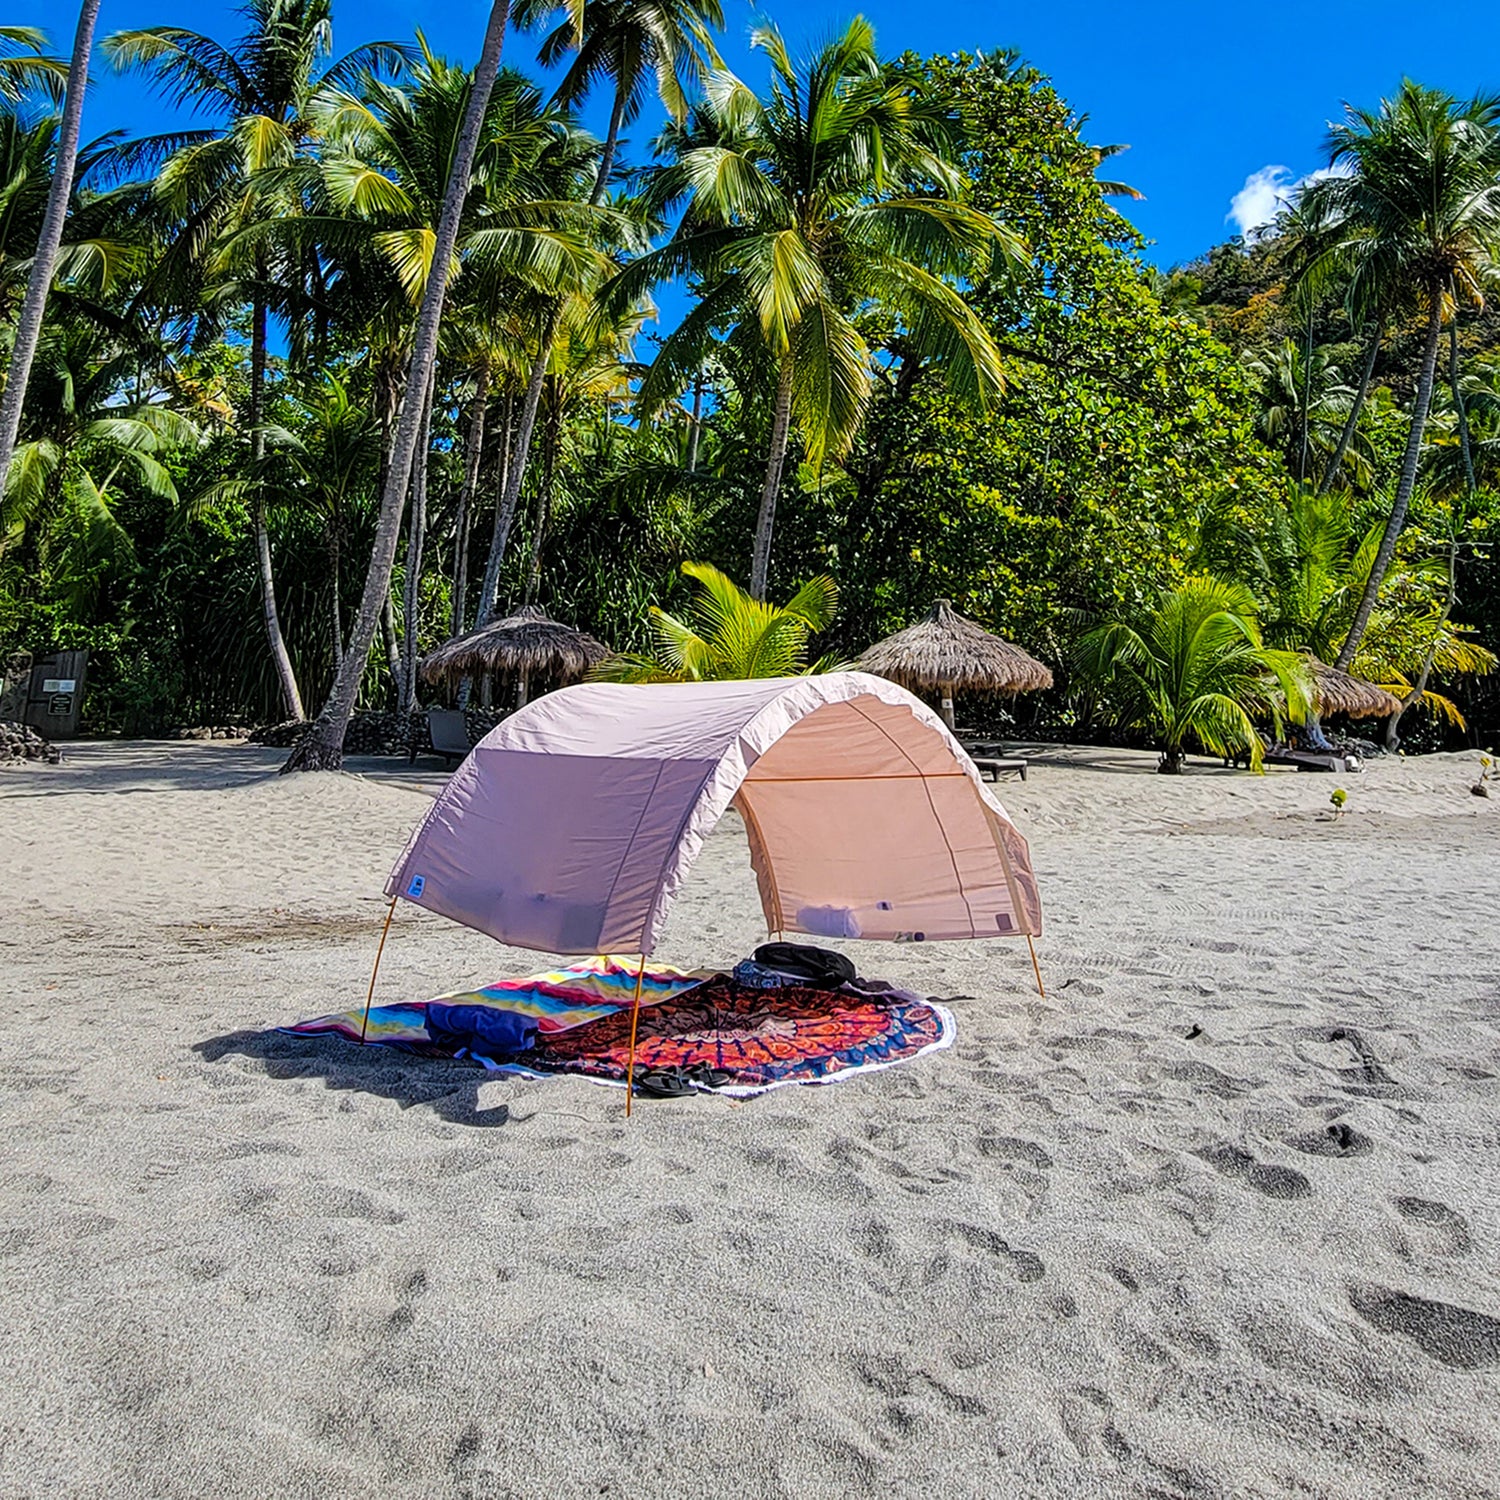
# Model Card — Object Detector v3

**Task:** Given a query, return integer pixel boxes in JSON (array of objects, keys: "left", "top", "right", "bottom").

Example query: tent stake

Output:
[
  {"left": 1027, "top": 934, "right": 1046, "bottom": 998},
  {"left": 624, "top": 954, "right": 647, "bottom": 1119},
  {"left": 360, "top": 897, "right": 398, "bottom": 1044}
]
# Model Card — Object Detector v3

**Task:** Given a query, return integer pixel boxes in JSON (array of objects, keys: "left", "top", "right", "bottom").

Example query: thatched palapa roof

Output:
[
  {"left": 419, "top": 605, "right": 609, "bottom": 687},
  {"left": 1308, "top": 658, "right": 1402, "bottom": 720},
  {"left": 854, "top": 599, "right": 1054, "bottom": 694}
]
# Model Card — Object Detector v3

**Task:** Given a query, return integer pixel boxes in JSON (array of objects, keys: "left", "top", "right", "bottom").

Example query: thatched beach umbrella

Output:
[
  {"left": 855, "top": 598, "right": 1054, "bottom": 732},
  {"left": 1307, "top": 657, "right": 1402, "bottom": 720},
  {"left": 419, "top": 605, "right": 609, "bottom": 705}
]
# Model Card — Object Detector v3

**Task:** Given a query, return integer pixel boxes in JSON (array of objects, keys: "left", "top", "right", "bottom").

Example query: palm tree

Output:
[
  {"left": 0, "top": 324, "right": 201, "bottom": 615},
  {"left": 282, "top": 0, "right": 515, "bottom": 772},
  {"left": 1242, "top": 339, "right": 1373, "bottom": 489},
  {"left": 515, "top": 0, "right": 722, "bottom": 203},
  {"left": 1296, "top": 82, "right": 1500, "bottom": 671},
  {"left": 608, "top": 18, "right": 1024, "bottom": 597},
  {"left": 0, "top": 0, "right": 104, "bottom": 506},
  {"left": 1077, "top": 577, "right": 1313, "bottom": 774},
  {"left": 592, "top": 559, "right": 839, "bottom": 681},
  {"left": 0, "top": 27, "right": 66, "bottom": 104},
  {"left": 105, "top": 0, "right": 411, "bottom": 721}
]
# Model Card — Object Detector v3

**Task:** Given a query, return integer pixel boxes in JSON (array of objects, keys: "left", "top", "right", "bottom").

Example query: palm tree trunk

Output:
[
  {"left": 592, "top": 83, "right": 627, "bottom": 204},
  {"left": 749, "top": 360, "right": 795, "bottom": 600},
  {"left": 382, "top": 590, "right": 403, "bottom": 703},
  {"left": 1333, "top": 295, "right": 1445, "bottom": 672},
  {"left": 282, "top": 0, "right": 512, "bottom": 772},
  {"left": 476, "top": 303, "right": 560, "bottom": 627},
  {"left": 525, "top": 395, "right": 562, "bottom": 603},
  {"left": 0, "top": 0, "right": 101, "bottom": 497},
  {"left": 686, "top": 374, "right": 704, "bottom": 473},
  {"left": 451, "top": 368, "right": 490, "bottom": 634},
  {"left": 328, "top": 523, "right": 343, "bottom": 671},
  {"left": 250, "top": 294, "right": 305, "bottom": 721},
  {"left": 399, "top": 373, "right": 435, "bottom": 715},
  {"left": 1318, "top": 321, "right": 1381, "bottom": 495}
]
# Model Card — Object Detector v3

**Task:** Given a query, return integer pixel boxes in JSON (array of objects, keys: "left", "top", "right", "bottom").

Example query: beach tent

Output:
[
  {"left": 377, "top": 671, "right": 1043, "bottom": 1109},
  {"left": 386, "top": 671, "right": 1041, "bottom": 952}
]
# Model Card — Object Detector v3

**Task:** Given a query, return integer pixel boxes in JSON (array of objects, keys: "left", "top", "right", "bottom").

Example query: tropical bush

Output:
[{"left": 1076, "top": 577, "right": 1314, "bottom": 773}]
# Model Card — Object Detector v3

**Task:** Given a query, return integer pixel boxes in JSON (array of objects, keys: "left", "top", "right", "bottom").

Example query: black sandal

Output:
[{"left": 633, "top": 1067, "right": 696, "bottom": 1099}]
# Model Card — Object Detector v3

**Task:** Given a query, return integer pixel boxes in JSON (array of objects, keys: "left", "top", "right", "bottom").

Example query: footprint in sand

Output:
[
  {"left": 949, "top": 1221, "right": 1045, "bottom": 1281},
  {"left": 1285, "top": 1120, "right": 1375, "bottom": 1158},
  {"left": 1293, "top": 1026, "right": 1399, "bottom": 1093},
  {"left": 1392, "top": 1196, "right": 1472, "bottom": 1256},
  {"left": 1348, "top": 1284, "right": 1500, "bottom": 1369},
  {"left": 1198, "top": 1143, "right": 1312, "bottom": 1200}
]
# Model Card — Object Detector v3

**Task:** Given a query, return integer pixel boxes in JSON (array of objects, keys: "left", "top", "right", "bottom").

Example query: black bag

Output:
[{"left": 751, "top": 941, "right": 857, "bottom": 987}]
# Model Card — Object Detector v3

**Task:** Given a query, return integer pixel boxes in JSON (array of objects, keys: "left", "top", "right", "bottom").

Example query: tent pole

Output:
[
  {"left": 1026, "top": 934, "right": 1045, "bottom": 999},
  {"left": 360, "top": 897, "right": 398, "bottom": 1044},
  {"left": 624, "top": 953, "right": 647, "bottom": 1119}
]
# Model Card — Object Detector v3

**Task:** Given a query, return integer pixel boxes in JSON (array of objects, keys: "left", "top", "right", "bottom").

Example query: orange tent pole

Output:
[
  {"left": 359, "top": 896, "right": 398, "bottom": 1044},
  {"left": 624, "top": 954, "right": 647, "bottom": 1118},
  {"left": 1027, "top": 934, "right": 1045, "bottom": 999}
]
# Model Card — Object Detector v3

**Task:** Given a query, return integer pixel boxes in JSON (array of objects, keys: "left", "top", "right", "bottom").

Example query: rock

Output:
[{"left": 0, "top": 720, "right": 60, "bottom": 764}]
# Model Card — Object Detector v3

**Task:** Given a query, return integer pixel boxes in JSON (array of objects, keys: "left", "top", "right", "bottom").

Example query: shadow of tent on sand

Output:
[{"left": 195, "top": 1030, "right": 518, "bottom": 1129}]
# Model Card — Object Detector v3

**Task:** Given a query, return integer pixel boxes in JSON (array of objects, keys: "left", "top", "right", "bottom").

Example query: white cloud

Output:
[
  {"left": 1228, "top": 165, "right": 1295, "bottom": 240},
  {"left": 1227, "top": 162, "right": 1354, "bottom": 241}
]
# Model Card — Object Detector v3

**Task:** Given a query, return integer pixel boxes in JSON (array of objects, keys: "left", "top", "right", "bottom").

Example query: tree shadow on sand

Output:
[{"left": 195, "top": 1028, "right": 518, "bottom": 1128}]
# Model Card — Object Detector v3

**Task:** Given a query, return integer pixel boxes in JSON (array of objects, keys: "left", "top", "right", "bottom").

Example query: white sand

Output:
[{"left": 1, "top": 739, "right": 1497, "bottom": 1498}]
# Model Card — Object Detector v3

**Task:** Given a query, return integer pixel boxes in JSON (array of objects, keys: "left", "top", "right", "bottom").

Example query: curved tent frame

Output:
[{"left": 385, "top": 672, "right": 1041, "bottom": 956}]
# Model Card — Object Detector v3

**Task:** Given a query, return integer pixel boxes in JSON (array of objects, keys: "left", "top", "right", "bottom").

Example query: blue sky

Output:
[{"left": 17, "top": 0, "right": 1500, "bottom": 268}]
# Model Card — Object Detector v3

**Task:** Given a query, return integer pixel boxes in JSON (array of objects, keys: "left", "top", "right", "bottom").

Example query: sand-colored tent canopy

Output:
[
  {"left": 418, "top": 605, "right": 609, "bottom": 693},
  {"left": 855, "top": 599, "right": 1053, "bottom": 730},
  {"left": 1308, "top": 658, "right": 1402, "bottom": 720},
  {"left": 386, "top": 672, "right": 1042, "bottom": 957}
]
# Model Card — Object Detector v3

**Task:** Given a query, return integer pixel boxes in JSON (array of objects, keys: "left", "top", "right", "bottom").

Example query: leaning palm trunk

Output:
[
  {"left": 1318, "top": 322, "right": 1381, "bottom": 495},
  {"left": 399, "top": 374, "right": 435, "bottom": 715},
  {"left": 450, "top": 370, "right": 490, "bottom": 634},
  {"left": 748, "top": 360, "right": 795, "bottom": 600},
  {"left": 1334, "top": 297, "right": 1445, "bottom": 671},
  {"left": 282, "top": 0, "right": 513, "bottom": 772},
  {"left": 0, "top": 0, "right": 102, "bottom": 497},
  {"left": 251, "top": 294, "right": 305, "bottom": 721}
]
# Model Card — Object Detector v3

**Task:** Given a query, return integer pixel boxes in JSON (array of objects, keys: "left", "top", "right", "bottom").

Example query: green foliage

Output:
[
  {"left": 592, "top": 559, "right": 839, "bottom": 680},
  {"left": 1076, "top": 576, "right": 1314, "bottom": 772},
  {"left": 0, "top": 11, "right": 1494, "bottom": 751}
]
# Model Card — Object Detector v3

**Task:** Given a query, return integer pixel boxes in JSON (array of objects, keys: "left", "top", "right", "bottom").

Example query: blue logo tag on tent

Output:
[{"left": 406, "top": 874, "right": 425, "bottom": 898}]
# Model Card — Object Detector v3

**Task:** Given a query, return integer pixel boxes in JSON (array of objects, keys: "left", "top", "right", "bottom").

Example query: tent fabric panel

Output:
[
  {"left": 386, "top": 747, "right": 719, "bottom": 954},
  {"left": 734, "top": 772, "right": 1024, "bottom": 942}
]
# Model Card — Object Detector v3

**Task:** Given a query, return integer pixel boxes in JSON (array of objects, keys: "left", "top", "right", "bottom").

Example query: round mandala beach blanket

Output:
[{"left": 524, "top": 976, "right": 954, "bottom": 1095}]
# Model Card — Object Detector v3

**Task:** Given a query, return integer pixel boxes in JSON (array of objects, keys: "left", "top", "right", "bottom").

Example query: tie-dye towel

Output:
[
  {"left": 281, "top": 955, "right": 712, "bottom": 1054},
  {"left": 283, "top": 957, "right": 955, "bottom": 1097}
]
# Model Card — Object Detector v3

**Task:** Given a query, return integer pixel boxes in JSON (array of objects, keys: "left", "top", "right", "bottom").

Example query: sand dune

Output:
[{"left": 1, "top": 740, "right": 1497, "bottom": 1498}]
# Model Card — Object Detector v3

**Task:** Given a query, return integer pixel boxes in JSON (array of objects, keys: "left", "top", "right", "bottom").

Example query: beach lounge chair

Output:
[
  {"left": 961, "top": 740, "right": 1029, "bottom": 781},
  {"left": 417, "top": 708, "right": 472, "bottom": 767}
]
